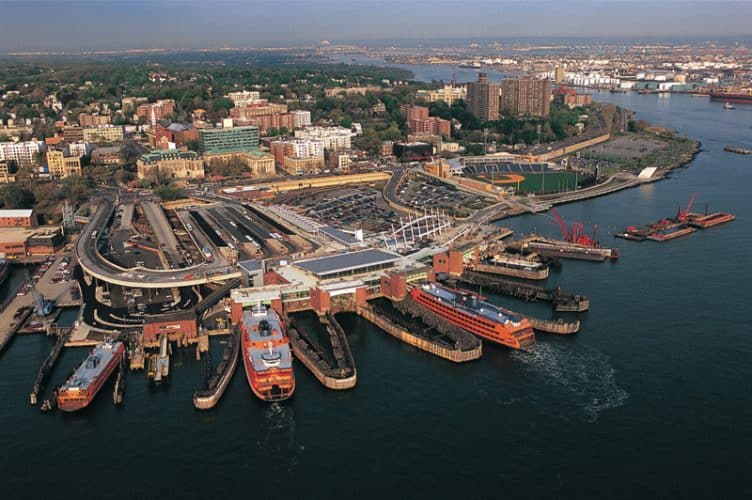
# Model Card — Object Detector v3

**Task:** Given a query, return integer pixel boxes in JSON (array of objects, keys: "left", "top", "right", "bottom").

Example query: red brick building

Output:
[
  {"left": 142, "top": 310, "right": 197, "bottom": 344},
  {"left": 401, "top": 104, "right": 451, "bottom": 139},
  {"left": 0, "top": 209, "right": 37, "bottom": 228}
]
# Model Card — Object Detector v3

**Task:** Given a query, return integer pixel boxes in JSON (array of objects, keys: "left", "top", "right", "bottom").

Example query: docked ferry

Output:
[
  {"left": 57, "top": 340, "right": 125, "bottom": 412},
  {"left": 240, "top": 304, "right": 295, "bottom": 402},
  {"left": 411, "top": 283, "right": 535, "bottom": 350}
]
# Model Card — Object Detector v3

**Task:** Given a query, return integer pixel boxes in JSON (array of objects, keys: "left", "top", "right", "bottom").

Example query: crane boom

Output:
[{"left": 551, "top": 208, "right": 570, "bottom": 241}]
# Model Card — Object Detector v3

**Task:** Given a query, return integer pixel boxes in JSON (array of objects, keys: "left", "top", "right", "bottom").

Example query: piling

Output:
[
  {"left": 29, "top": 328, "right": 69, "bottom": 405},
  {"left": 193, "top": 327, "right": 240, "bottom": 410},
  {"left": 360, "top": 298, "right": 482, "bottom": 362}
]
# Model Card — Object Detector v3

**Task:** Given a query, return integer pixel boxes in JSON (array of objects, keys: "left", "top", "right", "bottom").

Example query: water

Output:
[{"left": 2, "top": 86, "right": 752, "bottom": 499}]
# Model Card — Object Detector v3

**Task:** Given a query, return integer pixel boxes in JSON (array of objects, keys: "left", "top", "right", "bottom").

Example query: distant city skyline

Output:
[{"left": 0, "top": 1, "right": 750, "bottom": 52}]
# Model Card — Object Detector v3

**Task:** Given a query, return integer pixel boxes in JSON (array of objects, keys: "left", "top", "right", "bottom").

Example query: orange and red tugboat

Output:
[
  {"left": 57, "top": 340, "right": 125, "bottom": 412},
  {"left": 411, "top": 283, "right": 535, "bottom": 350},
  {"left": 240, "top": 304, "right": 295, "bottom": 402}
]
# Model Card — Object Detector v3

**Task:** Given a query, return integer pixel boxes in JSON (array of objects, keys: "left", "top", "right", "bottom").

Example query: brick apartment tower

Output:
[{"left": 466, "top": 73, "right": 500, "bottom": 122}]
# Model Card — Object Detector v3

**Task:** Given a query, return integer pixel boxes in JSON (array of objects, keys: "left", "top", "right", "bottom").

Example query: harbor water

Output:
[{"left": 1, "top": 87, "right": 751, "bottom": 498}]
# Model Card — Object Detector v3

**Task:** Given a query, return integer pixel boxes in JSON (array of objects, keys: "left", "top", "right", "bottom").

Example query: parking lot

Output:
[
  {"left": 283, "top": 186, "right": 401, "bottom": 233},
  {"left": 397, "top": 173, "right": 492, "bottom": 217}
]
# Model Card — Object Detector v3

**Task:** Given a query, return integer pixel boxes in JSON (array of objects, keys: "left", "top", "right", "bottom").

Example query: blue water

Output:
[{"left": 1, "top": 83, "right": 751, "bottom": 498}]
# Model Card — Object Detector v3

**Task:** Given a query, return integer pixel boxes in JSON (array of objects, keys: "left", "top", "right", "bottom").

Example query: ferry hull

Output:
[
  {"left": 411, "top": 287, "right": 535, "bottom": 350},
  {"left": 241, "top": 344, "right": 295, "bottom": 402},
  {"left": 57, "top": 343, "right": 124, "bottom": 412}
]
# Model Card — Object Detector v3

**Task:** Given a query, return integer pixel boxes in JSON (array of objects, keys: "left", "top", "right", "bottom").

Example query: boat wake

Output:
[
  {"left": 511, "top": 343, "right": 629, "bottom": 422},
  {"left": 256, "top": 403, "right": 304, "bottom": 472}
]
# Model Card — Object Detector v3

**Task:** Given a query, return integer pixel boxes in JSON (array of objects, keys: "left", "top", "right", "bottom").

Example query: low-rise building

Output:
[
  {"left": 294, "top": 126, "right": 354, "bottom": 150},
  {"left": 291, "top": 110, "right": 312, "bottom": 128},
  {"left": 203, "top": 149, "right": 276, "bottom": 178},
  {"left": 0, "top": 141, "right": 46, "bottom": 166},
  {"left": 46, "top": 150, "right": 82, "bottom": 179},
  {"left": 269, "top": 139, "right": 325, "bottom": 167},
  {"left": 0, "top": 160, "right": 17, "bottom": 184},
  {"left": 91, "top": 146, "right": 122, "bottom": 165},
  {"left": 82, "top": 125, "right": 125, "bottom": 143},
  {"left": 66, "top": 141, "right": 92, "bottom": 158},
  {"left": 416, "top": 85, "right": 467, "bottom": 105},
  {"left": 281, "top": 155, "right": 325, "bottom": 175},
  {"left": 226, "top": 90, "right": 261, "bottom": 108},
  {"left": 136, "top": 99, "right": 176, "bottom": 121},
  {"left": 78, "top": 113, "right": 111, "bottom": 127},
  {"left": 0, "top": 208, "right": 37, "bottom": 228},
  {"left": 137, "top": 150, "right": 205, "bottom": 180}
]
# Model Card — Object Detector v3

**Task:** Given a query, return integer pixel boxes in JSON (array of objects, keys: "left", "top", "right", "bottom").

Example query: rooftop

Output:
[
  {"left": 294, "top": 249, "right": 402, "bottom": 278},
  {"left": 0, "top": 209, "right": 33, "bottom": 218}
]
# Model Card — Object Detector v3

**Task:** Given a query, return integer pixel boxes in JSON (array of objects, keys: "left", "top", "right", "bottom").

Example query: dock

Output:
[
  {"left": 193, "top": 326, "right": 240, "bottom": 410},
  {"left": 529, "top": 317, "right": 580, "bottom": 335},
  {"left": 29, "top": 328, "right": 69, "bottom": 405},
  {"left": 286, "top": 312, "right": 357, "bottom": 390},
  {"left": 360, "top": 298, "right": 482, "bottom": 363},
  {"left": 113, "top": 355, "right": 126, "bottom": 405},
  {"left": 471, "top": 258, "right": 550, "bottom": 280},
  {"left": 454, "top": 271, "right": 590, "bottom": 312}
]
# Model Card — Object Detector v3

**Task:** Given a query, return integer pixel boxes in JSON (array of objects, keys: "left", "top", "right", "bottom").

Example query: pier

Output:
[
  {"left": 528, "top": 317, "right": 580, "bottom": 335},
  {"left": 453, "top": 271, "right": 590, "bottom": 312},
  {"left": 29, "top": 328, "right": 69, "bottom": 405},
  {"left": 193, "top": 326, "right": 240, "bottom": 410},
  {"left": 113, "top": 355, "right": 126, "bottom": 405},
  {"left": 360, "top": 298, "right": 482, "bottom": 363},
  {"left": 286, "top": 311, "right": 357, "bottom": 390}
]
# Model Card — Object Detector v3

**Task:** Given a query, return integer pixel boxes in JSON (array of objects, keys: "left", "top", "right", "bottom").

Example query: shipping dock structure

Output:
[{"left": 615, "top": 194, "right": 735, "bottom": 242}]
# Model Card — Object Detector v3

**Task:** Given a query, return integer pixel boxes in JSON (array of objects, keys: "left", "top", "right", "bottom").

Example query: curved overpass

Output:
[{"left": 75, "top": 201, "right": 241, "bottom": 288}]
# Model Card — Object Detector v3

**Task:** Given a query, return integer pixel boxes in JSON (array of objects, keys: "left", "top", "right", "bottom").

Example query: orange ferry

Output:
[
  {"left": 411, "top": 283, "right": 535, "bottom": 350},
  {"left": 57, "top": 340, "right": 125, "bottom": 412},
  {"left": 239, "top": 304, "right": 295, "bottom": 402}
]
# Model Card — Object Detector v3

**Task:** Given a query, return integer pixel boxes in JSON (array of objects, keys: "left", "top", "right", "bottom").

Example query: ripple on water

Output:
[
  {"left": 254, "top": 403, "right": 304, "bottom": 473},
  {"left": 511, "top": 343, "right": 629, "bottom": 423}
]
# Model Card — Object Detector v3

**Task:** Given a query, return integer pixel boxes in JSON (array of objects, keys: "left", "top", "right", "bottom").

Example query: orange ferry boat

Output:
[
  {"left": 239, "top": 304, "right": 295, "bottom": 402},
  {"left": 57, "top": 340, "right": 125, "bottom": 412},
  {"left": 411, "top": 283, "right": 535, "bottom": 350}
]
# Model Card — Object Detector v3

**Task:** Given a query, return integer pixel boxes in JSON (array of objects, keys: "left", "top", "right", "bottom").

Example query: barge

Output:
[{"left": 472, "top": 253, "right": 549, "bottom": 280}]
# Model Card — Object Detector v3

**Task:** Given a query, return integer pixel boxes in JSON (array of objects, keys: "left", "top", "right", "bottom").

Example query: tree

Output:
[{"left": 0, "top": 184, "right": 36, "bottom": 209}]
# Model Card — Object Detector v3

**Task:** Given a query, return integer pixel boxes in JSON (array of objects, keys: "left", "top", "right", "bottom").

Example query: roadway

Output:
[
  {"left": 75, "top": 200, "right": 240, "bottom": 288},
  {"left": 141, "top": 200, "right": 182, "bottom": 264}
]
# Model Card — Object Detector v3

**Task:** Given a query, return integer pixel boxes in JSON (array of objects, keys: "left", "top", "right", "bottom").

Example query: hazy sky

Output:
[{"left": 1, "top": 1, "right": 750, "bottom": 52}]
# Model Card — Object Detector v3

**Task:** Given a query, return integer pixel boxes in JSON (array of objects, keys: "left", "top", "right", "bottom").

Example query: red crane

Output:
[
  {"left": 551, "top": 208, "right": 598, "bottom": 246},
  {"left": 676, "top": 192, "right": 697, "bottom": 222},
  {"left": 551, "top": 208, "right": 571, "bottom": 241}
]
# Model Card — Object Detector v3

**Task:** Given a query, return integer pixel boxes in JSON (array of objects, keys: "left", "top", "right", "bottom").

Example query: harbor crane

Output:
[
  {"left": 676, "top": 192, "right": 697, "bottom": 222},
  {"left": 551, "top": 208, "right": 598, "bottom": 247}
]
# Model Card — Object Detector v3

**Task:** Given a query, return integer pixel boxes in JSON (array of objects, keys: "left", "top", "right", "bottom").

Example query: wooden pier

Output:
[
  {"left": 360, "top": 299, "right": 482, "bottom": 363},
  {"left": 29, "top": 328, "right": 69, "bottom": 405},
  {"left": 193, "top": 327, "right": 240, "bottom": 410},
  {"left": 286, "top": 312, "right": 357, "bottom": 390},
  {"left": 455, "top": 271, "right": 590, "bottom": 312}
]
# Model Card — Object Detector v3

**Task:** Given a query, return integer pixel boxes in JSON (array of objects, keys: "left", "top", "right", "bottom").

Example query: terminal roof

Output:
[{"left": 294, "top": 249, "right": 402, "bottom": 277}]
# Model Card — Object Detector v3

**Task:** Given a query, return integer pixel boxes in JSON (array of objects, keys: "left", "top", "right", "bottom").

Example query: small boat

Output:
[
  {"left": 723, "top": 146, "right": 751, "bottom": 155},
  {"left": 723, "top": 102, "right": 736, "bottom": 110}
]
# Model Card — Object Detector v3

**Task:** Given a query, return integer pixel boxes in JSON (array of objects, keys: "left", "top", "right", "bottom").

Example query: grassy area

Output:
[
  {"left": 516, "top": 172, "right": 583, "bottom": 195},
  {"left": 471, "top": 171, "right": 588, "bottom": 195}
]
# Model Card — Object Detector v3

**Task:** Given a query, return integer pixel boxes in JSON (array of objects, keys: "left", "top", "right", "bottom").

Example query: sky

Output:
[{"left": 0, "top": 1, "right": 750, "bottom": 52}]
